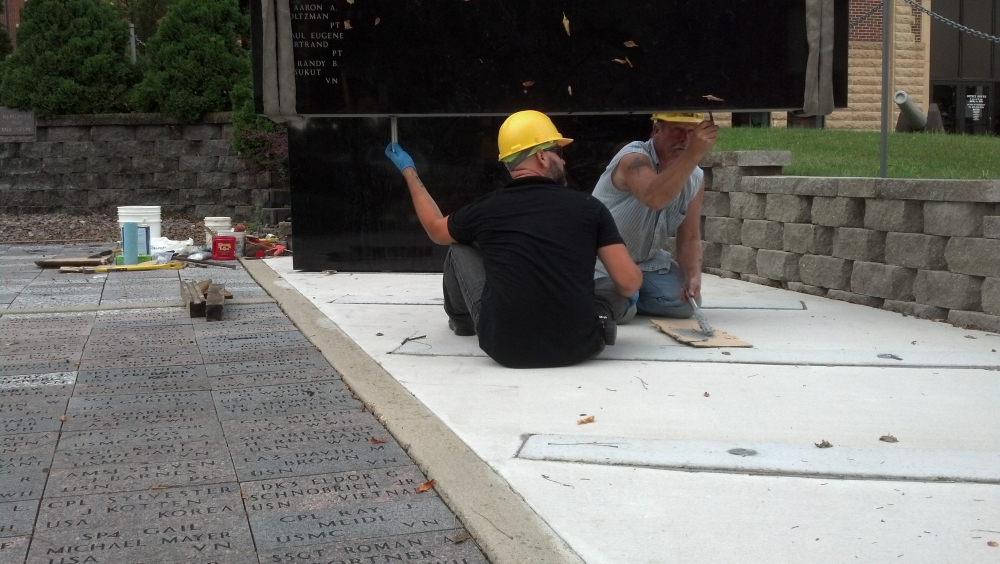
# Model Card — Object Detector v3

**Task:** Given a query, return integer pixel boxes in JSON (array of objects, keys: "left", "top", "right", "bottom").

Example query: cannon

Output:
[{"left": 894, "top": 90, "right": 945, "bottom": 133}]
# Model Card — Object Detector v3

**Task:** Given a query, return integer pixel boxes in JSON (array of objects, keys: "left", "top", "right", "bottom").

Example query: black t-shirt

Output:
[{"left": 447, "top": 176, "right": 624, "bottom": 368}]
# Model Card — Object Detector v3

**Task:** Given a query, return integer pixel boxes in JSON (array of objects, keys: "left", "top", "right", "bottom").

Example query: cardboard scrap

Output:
[{"left": 650, "top": 318, "right": 752, "bottom": 348}]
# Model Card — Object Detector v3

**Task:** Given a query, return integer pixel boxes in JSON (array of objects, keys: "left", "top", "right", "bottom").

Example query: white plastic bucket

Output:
[
  {"left": 204, "top": 216, "right": 232, "bottom": 247},
  {"left": 117, "top": 206, "right": 161, "bottom": 239}
]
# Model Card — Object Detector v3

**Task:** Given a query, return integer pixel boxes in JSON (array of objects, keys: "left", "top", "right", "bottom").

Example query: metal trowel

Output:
[{"left": 689, "top": 291, "right": 715, "bottom": 337}]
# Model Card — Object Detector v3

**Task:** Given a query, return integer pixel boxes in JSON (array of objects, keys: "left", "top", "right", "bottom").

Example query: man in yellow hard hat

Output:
[
  {"left": 384, "top": 110, "right": 642, "bottom": 368},
  {"left": 592, "top": 113, "right": 718, "bottom": 319}
]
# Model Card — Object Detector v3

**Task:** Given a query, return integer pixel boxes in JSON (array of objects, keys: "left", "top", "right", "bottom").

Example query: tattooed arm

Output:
[{"left": 610, "top": 151, "right": 705, "bottom": 211}]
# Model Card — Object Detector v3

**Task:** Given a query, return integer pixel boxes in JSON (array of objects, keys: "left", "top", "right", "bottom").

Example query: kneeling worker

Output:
[
  {"left": 593, "top": 113, "right": 718, "bottom": 318},
  {"left": 384, "top": 110, "right": 642, "bottom": 368}
]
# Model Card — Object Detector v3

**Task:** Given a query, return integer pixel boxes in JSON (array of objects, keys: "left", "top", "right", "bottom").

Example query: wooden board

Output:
[{"left": 650, "top": 318, "right": 752, "bottom": 348}]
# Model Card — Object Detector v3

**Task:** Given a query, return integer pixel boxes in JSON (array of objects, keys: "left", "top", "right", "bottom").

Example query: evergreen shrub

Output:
[
  {"left": 133, "top": 0, "right": 248, "bottom": 121},
  {"left": 230, "top": 72, "right": 287, "bottom": 179},
  {"left": 0, "top": 0, "right": 137, "bottom": 116}
]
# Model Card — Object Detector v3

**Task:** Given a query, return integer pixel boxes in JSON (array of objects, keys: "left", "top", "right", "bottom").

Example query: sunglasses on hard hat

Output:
[{"left": 543, "top": 146, "right": 563, "bottom": 157}]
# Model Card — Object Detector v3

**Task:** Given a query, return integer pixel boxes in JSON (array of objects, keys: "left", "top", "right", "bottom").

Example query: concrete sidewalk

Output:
[
  {"left": 0, "top": 244, "right": 489, "bottom": 564},
  {"left": 259, "top": 257, "right": 1000, "bottom": 564}
]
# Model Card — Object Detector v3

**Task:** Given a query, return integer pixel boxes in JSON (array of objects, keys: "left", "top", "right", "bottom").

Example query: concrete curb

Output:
[{"left": 241, "top": 258, "right": 585, "bottom": 564}]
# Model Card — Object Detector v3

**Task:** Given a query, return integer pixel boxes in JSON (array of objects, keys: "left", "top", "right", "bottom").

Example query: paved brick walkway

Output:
[{"left": 1, "top": 244, "right": 487, "bottom": 564}]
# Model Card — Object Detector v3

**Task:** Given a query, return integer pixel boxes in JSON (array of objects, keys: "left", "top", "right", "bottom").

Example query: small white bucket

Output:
[
  {"left": 118, "top": 205, "right": 162, "bottom": 239},
  {"left": 204, "top": 216, "right": 232, "bottom": 247}
]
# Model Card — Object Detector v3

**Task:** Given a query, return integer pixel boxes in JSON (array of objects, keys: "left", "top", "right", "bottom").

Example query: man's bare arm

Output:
[
  {"left": 402, "top": 168, "right": 455, "bottom": 245},
  {"left": 674, "top": 186, "right": 704, "bottom": 302},
  {"left": 597, "top": 243, "right": 642, "bottom": 297},
  {"left": 612, "top": 151, "right": 704, "bottom": 211},
  {"left": 611, "top": 121, "right": 717, "bottom": 211}
]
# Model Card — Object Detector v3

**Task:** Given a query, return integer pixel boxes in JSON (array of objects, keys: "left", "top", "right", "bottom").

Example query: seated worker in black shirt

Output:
[{"left": 384, "top": 110, "right": 642, "bottom": 368}]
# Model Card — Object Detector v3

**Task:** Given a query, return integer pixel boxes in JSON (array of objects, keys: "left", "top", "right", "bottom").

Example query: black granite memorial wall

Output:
[{"left": 252, "top": 0, "right": 849, "bottom": 271}]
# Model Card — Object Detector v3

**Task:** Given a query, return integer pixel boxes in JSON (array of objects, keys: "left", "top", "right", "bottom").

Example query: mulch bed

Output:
[{"left": 1, "top": 213, "right": 210, "bottom": 244}]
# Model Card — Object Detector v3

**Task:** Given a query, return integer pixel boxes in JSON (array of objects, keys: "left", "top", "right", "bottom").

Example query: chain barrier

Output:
[
  {"left": 849, "top": 1, "right": 1000, "bottom": 43},
  {"left": 901, "top": 0, "right": 1000, "bottom": 43},
  {"left": 850, "top": 3, "right": 882, "bottom": 30}
]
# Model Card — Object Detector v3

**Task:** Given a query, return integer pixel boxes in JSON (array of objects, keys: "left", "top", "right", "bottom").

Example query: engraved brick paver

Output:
[{"left": 0, "top": 244, "right": 488, "bottom": 564}]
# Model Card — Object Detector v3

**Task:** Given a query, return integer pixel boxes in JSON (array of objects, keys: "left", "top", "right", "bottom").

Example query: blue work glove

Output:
[
  {"left": 385, "top": 143, "right": 415, "bottom": 173},
  {"left": 628, "top": 291, "right": 639, "bottom": 308}
]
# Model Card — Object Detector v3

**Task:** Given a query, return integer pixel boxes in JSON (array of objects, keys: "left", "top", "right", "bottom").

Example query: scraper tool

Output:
[{"left": 689, "top": 291, "right": 715, "bottom": 337}]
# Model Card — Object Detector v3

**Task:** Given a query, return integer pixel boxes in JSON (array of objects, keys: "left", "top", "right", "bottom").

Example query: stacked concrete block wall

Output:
[
  {"left": 0, "top": 113, "right": 289, "bottom": 221},
  {"left": 697, "top": 151, "right": 1000, "bottom": 332}
]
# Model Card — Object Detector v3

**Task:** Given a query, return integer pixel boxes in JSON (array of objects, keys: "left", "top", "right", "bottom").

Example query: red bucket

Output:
[{"left": 212, "top": 235, "right": 237, "bottom": 260}]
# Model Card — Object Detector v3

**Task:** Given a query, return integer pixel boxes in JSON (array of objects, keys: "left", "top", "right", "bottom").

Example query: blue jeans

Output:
[{"left": 637, "top": 264, "right": 695, "bottom": 318}]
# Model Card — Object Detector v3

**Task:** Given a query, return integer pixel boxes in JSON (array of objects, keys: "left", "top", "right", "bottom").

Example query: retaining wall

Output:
[
  {"left": 0, "top": 113, "right": 289, "bottom": 222},
  {"left": 691, "top": 152, "right": 1000, "bottom": 332}
]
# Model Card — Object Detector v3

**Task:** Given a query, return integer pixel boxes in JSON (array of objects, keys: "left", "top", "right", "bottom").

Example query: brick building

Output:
[
  {"left": 3, "top": 0, "right": 24, "bottom": 47},
  {"left": 835, "top": 0, "right": 999, "bottom": 134},
  {"left": 744, "top": 0, "right": 999, "bottom": 134},
  {"left": 826, "top": 0, "right": 933, "bottom": 130}
]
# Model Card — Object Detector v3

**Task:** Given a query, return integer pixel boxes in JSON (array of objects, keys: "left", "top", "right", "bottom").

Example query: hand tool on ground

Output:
[
  {"left": 37, "top": 257, "right": 111, "bottom": 268},
  {"left": 177, "top": 257, "right": 238, "bottom": 269},
  {"left": 689, "top": 291, "right": 715, "bottom": 337},
  {"left": 59, "top": 261, "right": 185, "bottom": 274}
]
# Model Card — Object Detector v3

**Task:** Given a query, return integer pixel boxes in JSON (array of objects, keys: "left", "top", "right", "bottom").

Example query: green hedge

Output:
[
  {"left": 0, "top": 0, "right": 138, "bottom": 117},
  {"left": 132, "top": 0, "right": 249, "bottom": 121}
]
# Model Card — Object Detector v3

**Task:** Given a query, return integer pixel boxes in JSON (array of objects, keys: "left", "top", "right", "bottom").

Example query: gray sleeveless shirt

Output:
[{"left": 593, "top": 139, "right": 703, "bottom": 274}]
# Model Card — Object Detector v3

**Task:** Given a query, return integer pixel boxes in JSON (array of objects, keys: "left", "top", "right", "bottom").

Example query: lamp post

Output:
[
  {"left": 129, "top": 23, "right": 137, "bottom": 64},
  {"left": 879, "top": 0, "right": 892, "bottom": 178}
]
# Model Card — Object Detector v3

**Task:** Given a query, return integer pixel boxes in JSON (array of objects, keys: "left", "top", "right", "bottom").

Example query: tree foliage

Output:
[
  {"left": 230, "top": 72, "right": 287, "bottom": 178},
  {"left": 0, "top": 0, "right": 138, "bottom": 116},
  {"left": 114, "top": 0, "right": 173, "bottom": 57},
  {"left": 133, "top": 0, "right": 248, "bottom": 121},
  {"left": 0, "top": 28, "right": 12, "bottom": 62}
]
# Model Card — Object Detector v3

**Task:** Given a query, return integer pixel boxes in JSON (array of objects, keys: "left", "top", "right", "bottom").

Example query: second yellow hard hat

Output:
[{"left": 651, "top": 113, "right": 706, "bottom": 124}]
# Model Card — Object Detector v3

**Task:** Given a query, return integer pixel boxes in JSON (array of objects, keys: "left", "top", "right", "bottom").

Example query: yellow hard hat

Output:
[
  {"left": 651, "top": 113, "right": 706, "bottom": 124},
  {"left": 497, "top": 110, "right": 573, "bottom": 161}
]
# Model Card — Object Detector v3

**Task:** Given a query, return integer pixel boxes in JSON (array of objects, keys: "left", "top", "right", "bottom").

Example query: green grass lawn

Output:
[{"left": 712, "top": 127, "right": 1000, "bottom": 179}]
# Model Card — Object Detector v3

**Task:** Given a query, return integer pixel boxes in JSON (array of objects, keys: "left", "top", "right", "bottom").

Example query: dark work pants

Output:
[{"left": 442, "top": 244, "right": 632, "bottom": 333}]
